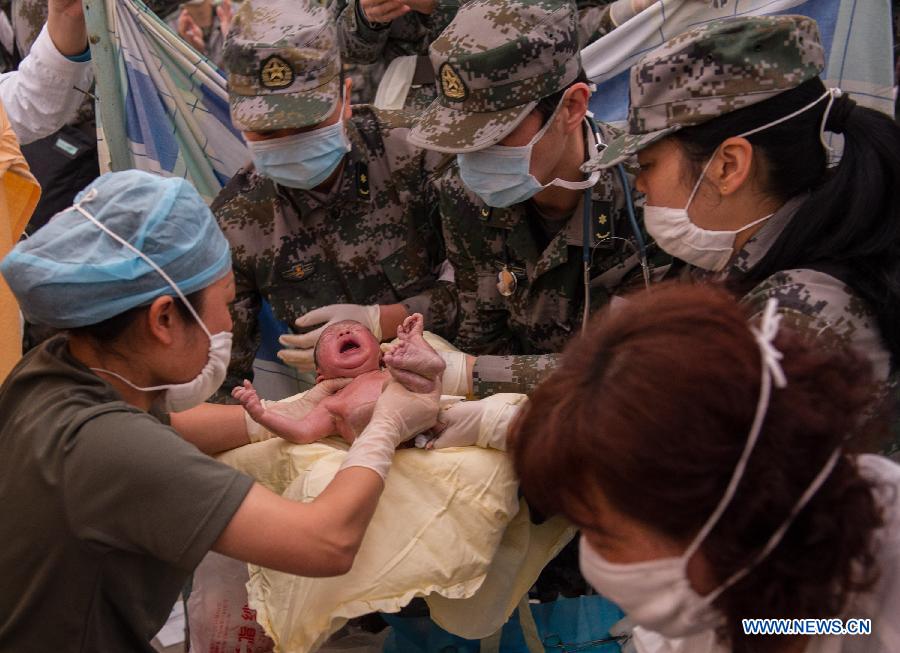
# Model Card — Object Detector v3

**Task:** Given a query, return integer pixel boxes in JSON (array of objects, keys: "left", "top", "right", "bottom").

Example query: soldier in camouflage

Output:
[
  {"left": 406, "top": 0, "right": 660, "bottom": 399},
  {"left": 336, "top": 0, "right": 653, "bottom": 111},
  {"left": 168, "top": 0, "right": 231, "bottom": 69},
  {"left": 213, "top": 0, "right": 456, "bottom": 403},
  {"left": 585, "top": 13, "right": 900, "bottom": 418}
]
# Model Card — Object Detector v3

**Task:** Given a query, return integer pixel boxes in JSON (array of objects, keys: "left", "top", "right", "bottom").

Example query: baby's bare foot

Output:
[
  {"left": 232, "top": 380, "right": 266, "bottom": 422},
  {"left": 383, "top": 314, "right": 445, "bottom": 393}
]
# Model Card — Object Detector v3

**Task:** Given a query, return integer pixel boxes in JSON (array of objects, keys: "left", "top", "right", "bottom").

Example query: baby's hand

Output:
[{"left": 232, "top": 380, "right": 266, "bottom": 422}]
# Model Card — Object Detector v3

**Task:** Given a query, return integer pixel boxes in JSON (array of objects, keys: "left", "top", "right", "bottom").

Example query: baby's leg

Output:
[
  {"left": 382, "top": 314, "right": 445, "bottom": 393},
  {"left": 233, "top": 381, "right": 337, "bottom": 444}
]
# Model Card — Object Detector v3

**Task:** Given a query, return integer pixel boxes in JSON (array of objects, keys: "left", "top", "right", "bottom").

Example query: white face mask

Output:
[
  {"left": 93, "top": 330, "right": 232, "bottom": 413},
  {"left": 246, "top": 93, "right": 351, "bottom": 190},
  {"left": 578, "top": 299, "right": 842, "bottom": 639},
  {"left": 645, "top": 87, "right": 841, "bottom": 272},
  {"left": 71, "top": 197, "right": 232, "bottom": 413},
  {"left": 458, "top": 101, "right": 600, "bottom": 208},
  {"left": 643, "top": 166, "right": 773, "bottom": 272}
]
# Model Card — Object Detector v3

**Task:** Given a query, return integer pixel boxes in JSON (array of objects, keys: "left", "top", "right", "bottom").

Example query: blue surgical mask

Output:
[
  {"left": 246, "top": 98, "right": 351, "bottom": 190},
  {"left": 457, "top": 107, "right": 599, "bottom": 208}
]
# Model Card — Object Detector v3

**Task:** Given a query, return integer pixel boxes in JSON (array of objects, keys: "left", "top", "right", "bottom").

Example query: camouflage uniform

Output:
[
  {"left": 214, "top": 0, "right": 456, "bottom": 402},
  {"left": 407, "top": 0, "right": 653, "bottom": 398},
  {"left": 335, "top": 0, "right": 617, "bottom": 111},
  {"left": 165, "top": 1, "right": 228, "bottom": 70},
  {"left": 10, "top": 0, "right": 40, "bottom": 57},
  {"left": 585, "top": 16, "right": 893, "bottom": 381},
  {"left": 722, "top": 199, "right": 891, "bottom": 382},
  {"left": 343, "top": 60, "right": 385, "bottom": 104},
  {"left": 438, "top": 150, "right": 656, "bottom": 398},
  {"left": 331, "top": 0, "right": 387, "bottom": 104}
]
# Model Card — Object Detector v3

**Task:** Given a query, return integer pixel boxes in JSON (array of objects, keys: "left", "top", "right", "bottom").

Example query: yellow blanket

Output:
[{"left": 218, "top": 439, "right": 574, "bottom": 653}]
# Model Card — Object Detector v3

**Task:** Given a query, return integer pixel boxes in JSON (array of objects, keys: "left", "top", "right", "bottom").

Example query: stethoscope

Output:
[{"left": 581, "top": 114, "right": 650, "bottom": 333}]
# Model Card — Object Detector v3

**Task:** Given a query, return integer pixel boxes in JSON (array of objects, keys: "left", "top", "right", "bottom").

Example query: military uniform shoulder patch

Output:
[
  {"left": 260, "top": 55, "right": 294, "bottom": 89},
  {"left": 439, "top": 63, "right": 467, "bottom": 101}
]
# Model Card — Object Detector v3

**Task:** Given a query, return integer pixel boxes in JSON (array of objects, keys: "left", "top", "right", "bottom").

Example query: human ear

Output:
[
  {"left": 146, "top": 295, "right": 178, "bottom": 346},
  {"left": 712, "top": 136, "right": 754, "bottom": 197},
  {"left": 560, "top": 83, "right": 590, "bottom": 134}
]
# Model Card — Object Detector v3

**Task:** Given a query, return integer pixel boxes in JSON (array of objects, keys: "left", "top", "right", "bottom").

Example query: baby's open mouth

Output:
[{"left": 339, "top": 339, "right": 360, "bottom": 354}]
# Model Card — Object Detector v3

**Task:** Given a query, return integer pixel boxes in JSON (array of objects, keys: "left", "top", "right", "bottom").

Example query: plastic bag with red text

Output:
[{"left": 188, "top": 552, "right": 274, "bottom": 653}]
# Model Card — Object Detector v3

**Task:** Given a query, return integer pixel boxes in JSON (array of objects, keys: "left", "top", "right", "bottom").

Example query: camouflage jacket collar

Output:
[
  {"left": 276, "top": 120, "right": 371, "bottom": 215},
  {"left": 726, "top": 193, "right": 808, "bottom": 277},
  {"left": 487, "top": 181, "right": 620, "bottom": 281}
]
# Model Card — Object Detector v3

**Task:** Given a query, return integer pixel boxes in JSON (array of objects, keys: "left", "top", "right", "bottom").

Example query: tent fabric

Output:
[{"left": 83, "top": 0, "right": 248, "bottom": 203}]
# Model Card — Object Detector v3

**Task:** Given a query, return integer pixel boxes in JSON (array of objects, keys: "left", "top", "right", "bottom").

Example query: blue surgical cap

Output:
[{"left": 0, "top": 170, "right": 232, "bottom": 328}]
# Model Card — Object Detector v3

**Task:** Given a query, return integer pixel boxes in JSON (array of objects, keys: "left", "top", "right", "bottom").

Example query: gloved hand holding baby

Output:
[{"left": 235, "top": 312, "right": 522, "bottom": 454}]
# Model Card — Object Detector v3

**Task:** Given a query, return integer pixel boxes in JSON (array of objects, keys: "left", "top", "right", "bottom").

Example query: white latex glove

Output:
[
  {"left": 277, "top": 304, "right": 382, "bottom": 372},
  {"left": 439, "top": 350, "right": 470, "bottom": 397},
  {"left": 339, "top": 380, "right": 440, "bottom": 479},
  {"left": 430, "top": 393, "right": 527, "bottom": 451},
  {"left": 243, "top": 377, "right": 353, "bottom": 443}
]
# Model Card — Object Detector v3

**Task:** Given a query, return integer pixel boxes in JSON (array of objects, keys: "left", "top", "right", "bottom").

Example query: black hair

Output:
[
  {"left": 69, "top": 291, "right": 206, "bottom": 344},
  {"left": 673, "top": 77, "right": 900, "bottom": 369},
  {"left": 534, "top": 69, "right": 591, "bottom": 122}
]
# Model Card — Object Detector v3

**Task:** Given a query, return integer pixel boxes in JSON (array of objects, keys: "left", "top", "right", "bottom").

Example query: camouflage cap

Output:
[
  {"left": 584, "top": 15, "right": 825, "bottom": 171},
  {"left": 407, "top": 0, "right": 581, "bottom": 154},
  {"left": 223, "top": 0, "right": 341, "bottom": 132}
]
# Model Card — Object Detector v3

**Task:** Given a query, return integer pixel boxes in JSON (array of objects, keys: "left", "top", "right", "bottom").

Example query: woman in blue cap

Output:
[{"left": 0, "top": 170, "right": 440, "bottom": 652}]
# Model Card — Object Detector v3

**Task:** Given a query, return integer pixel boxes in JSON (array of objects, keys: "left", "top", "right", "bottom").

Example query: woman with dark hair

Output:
[
  {"left": 511, "top": 282, "right": 900, "bottom": 653},
  {"left": 586, "top": 14, "right": 900, "bottom": 383},
  {"left": 0, "top": 171, "right": 441, "bottom": 651}
]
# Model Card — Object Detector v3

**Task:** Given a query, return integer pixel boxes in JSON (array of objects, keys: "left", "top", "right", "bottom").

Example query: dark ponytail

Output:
[{"left": 675, "top": 78, "right": 900, "bottom": 368}]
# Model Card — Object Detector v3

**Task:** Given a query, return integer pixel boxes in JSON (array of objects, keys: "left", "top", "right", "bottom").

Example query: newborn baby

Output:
[{"left": 234, "top": 313, "right": 444, "bottom": 444}]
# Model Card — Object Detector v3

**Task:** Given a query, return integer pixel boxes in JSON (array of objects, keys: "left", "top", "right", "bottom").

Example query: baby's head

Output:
[{"left": 314, "top": 320, "right": 382, "bottom": 382}]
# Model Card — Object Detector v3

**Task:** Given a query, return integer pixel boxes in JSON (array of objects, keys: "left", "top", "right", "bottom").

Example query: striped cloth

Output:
[
  {"left": 83, "top": 0, "right": 248, "bottom": 203},
  {"left": 584, "top": 0, "right": 895, "bottom": 123}
]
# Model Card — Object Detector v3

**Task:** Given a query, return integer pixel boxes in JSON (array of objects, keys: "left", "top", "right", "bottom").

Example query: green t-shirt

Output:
[{"left": 0, "top": 335, "right": 254, "bottom": 652}]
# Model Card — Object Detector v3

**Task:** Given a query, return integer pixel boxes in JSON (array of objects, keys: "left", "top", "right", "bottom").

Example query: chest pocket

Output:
[
  {"left": 380, "top": 243, "right": 434, "bottom": 298},
  {"left": 265, "top": 254, "right": 354, "bottom": 320},
  {"left": 380, "top": 203, "right": 444, "bottom": 298},
  {"left": 476, "top": 270, "right": 511, "bottom": 312}
]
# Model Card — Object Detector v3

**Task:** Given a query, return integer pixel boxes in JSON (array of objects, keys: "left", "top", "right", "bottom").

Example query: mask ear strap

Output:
[
  {"left": 529, "top": 97, "right": 565, "bottom": 145},
  {"left": 818, "top": 88, "right": 841, "bottom": 153},
  {"left": 736, "top": 87, "right": 838, "bottom": 153},
  {"left": 687, "top": 87, "right": 839, "bottom": 212},
  {"left": 684, "top": 153, "right": 718, "bottom": 210},
  {"left": 543, "top": 115, "right": 604, "bottom": 190},
  {"left": 70, "top": 188, "right": 213, "bottom": 341},
  {"left": 687, "top": 300, "right": 839, "bottom": 607},
  {"left": 683, "top": 299, "right": 787, "bottom": 563},
  {"left": 703, "top": 446, "right": 841, "bottom": 605}
]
